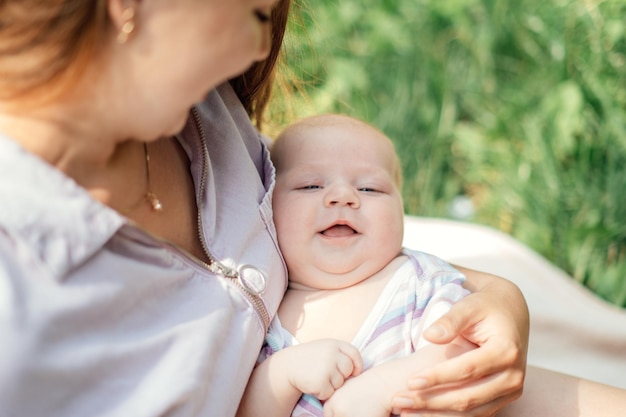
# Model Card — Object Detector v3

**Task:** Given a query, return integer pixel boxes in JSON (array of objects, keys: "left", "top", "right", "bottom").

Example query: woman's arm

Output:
[
  {"left": 391, "top": 267, "right": 529, "bottom": 416},
  {"left": 500, "top": 366, "right": 626, "bottom": 417}
]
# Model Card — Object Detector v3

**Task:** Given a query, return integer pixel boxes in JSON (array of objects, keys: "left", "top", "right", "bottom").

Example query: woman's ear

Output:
[{"left": 108, "top": 0, "right": 140, "bottom": 43}]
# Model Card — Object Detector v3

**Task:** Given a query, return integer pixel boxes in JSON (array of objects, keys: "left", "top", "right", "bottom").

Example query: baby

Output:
[{"left": 237, "top": 114, "right": 475, "bottom": 417}]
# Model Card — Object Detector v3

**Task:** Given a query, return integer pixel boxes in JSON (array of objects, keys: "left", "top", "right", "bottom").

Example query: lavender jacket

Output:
[{"left": 0, "top": 83, "right": 287, "bottom": 417}]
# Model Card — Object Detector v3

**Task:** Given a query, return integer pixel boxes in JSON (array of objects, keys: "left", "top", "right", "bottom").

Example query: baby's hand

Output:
[
  {"left": 284, "top": 339, "right": 363, "bottom": 400},
  {"left": 323, "top": 365, "right": 391, "bottom": 417}
]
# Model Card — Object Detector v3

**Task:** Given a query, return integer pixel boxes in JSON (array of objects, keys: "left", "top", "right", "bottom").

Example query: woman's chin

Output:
[{"left": 160, "top": 114, "right": 190, "bottom": 138}]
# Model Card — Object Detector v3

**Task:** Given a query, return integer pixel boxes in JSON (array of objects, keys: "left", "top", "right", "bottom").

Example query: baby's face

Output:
[{"left": 272, "top": 118, "right": 404, "bottom": 290}]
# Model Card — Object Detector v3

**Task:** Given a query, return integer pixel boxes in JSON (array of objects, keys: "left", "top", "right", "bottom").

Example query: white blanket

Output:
[{"left": 403, "top": 216, "right": 626, "bottom": 389}]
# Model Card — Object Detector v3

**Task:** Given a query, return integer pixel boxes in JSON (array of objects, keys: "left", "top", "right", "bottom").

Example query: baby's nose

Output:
[{"left": 324, "top": 184, "right": 360, "bottom": 208}]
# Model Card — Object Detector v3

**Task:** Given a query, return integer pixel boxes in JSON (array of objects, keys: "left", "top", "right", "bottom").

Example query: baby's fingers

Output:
[
  {"left": 337, "top": 342, "right": 363, "bottom": 377},
  {"left": 317, "top": 341, "right": 363, "bottom": 400}
]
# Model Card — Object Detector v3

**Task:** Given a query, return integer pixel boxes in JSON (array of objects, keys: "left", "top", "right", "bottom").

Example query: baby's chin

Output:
[{"left": 286, "top": 267, "right": 370, "bottom": 291}]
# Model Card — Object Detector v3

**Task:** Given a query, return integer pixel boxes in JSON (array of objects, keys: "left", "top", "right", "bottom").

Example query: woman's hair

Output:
[
  {"left": 0, "top": 1, "right": 109, "bottom": 104},
  {"left": 230, "top": 0, "right": 292, "bottom": 131},
  {"left": 0, "top": 0, "right": 292, "bottom": 126}
]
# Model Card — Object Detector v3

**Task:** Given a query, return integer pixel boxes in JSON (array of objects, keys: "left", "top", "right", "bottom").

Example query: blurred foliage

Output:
[{"left": 270, "top": 0, "right": 626, "bottom": 308}]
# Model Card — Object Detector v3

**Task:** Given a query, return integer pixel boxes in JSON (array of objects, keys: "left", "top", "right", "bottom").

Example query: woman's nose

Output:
[{"left": 324, "top": 184, "right": 360, "bottom": 208}]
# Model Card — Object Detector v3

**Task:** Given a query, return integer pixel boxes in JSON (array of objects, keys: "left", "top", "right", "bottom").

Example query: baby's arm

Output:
[
  {"left": 324, "top": 252, "right": 472, "bottom": 417},
  {"left": 323, "top": 337, "right": 476, "bottom": 417},
  {"left": 237, "top": 339, "right": 363, "bottom": 417}
]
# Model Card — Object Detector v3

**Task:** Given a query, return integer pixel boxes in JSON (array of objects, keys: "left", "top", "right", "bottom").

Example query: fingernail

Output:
[
  {"left": 426, "top": 324, "right": 447, "bottom": 338},
  {"left": 408, "top": 377, "right": 428, "bottom": 389},
  {"left": 391, "top": 396, "right": 415, "bottom": 409}
]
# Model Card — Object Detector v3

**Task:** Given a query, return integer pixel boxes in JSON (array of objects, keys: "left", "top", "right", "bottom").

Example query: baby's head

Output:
[
  {"left": 272, "top": 114, "right": 402, "bottom": 188},
  {"left": 271, "top": 114, "right": 405, "bottom": 290}
]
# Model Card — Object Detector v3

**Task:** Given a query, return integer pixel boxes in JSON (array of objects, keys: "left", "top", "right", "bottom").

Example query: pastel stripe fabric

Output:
[{"left": 259, "top": 248, "right": 469, "bottom": 417}]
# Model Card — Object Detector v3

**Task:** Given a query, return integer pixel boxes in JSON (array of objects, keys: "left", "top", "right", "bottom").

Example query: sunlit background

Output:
[{"left": 268, "top": 0, "right": 626, "bottom": 307}]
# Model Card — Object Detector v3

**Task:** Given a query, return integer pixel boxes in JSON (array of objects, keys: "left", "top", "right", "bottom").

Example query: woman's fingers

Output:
[
  {"left": 409, "top": 338, "right": 523, "bottom": 389},
  {"left": 396, "top": 393, "right": 515, "bottom": 417},
  {"left": 392, "top": 370, "right": 523, "bottom": 416}
]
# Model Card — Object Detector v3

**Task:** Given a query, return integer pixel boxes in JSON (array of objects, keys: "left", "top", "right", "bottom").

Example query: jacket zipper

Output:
[{"left": 190, "top": 106, "right": 271, "bottom": 331}]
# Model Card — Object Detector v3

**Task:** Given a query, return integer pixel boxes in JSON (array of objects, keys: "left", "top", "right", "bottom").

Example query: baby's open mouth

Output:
[{"left": 321, "top": 225, "right": 357, "bottom": 237}]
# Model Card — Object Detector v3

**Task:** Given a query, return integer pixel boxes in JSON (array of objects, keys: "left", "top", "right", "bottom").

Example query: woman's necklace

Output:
[{"left": 144, "top": 142, "right": 163, "bottom": 212}]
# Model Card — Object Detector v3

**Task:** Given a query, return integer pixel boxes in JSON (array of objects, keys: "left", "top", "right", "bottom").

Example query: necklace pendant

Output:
[{"left": 146, "top": 192, "right": 163, "bottom": 212}]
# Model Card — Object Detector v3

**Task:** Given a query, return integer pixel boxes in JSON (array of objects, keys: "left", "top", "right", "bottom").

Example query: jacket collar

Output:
[{"left": 0, "top": 134, "right": 126, "bottom": 279}]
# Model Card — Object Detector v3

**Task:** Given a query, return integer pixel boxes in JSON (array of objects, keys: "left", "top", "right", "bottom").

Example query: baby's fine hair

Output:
[{"left": 271, "top": 113, "right": 403, "bottom": 188}]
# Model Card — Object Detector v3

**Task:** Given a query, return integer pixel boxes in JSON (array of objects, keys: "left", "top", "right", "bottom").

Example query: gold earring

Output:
[{"left": 117, "top": 7, "right": 136, "bottom": 44}]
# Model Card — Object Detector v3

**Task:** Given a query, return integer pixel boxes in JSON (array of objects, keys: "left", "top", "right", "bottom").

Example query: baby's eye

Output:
[
  {"left": 298, "top": 184, "right": 322, "bottom": 190},
  {"left": 358, "top": 187, "right": 379, "bottom": 193}
]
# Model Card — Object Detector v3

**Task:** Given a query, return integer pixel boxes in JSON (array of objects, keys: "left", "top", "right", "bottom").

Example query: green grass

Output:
[{"left": 271, "top": 0, "right": 626, "bottom": 308}]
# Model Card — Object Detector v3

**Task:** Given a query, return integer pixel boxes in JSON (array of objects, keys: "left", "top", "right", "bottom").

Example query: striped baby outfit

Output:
[{"left": 258, "top": 248, "right": 469, "bottom": 417}]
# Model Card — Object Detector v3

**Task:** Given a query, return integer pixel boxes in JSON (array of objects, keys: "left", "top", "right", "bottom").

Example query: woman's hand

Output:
[{"left": 391, "top": 267, "right": 529, "bottom": 417}]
